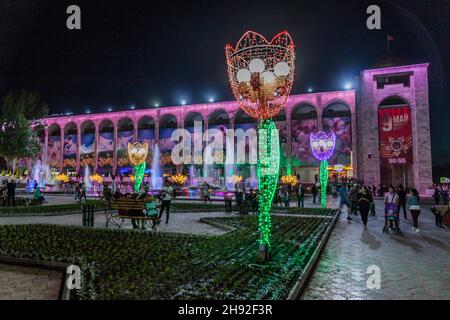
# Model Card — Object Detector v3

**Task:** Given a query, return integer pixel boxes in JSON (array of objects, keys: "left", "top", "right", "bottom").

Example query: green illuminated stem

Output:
[
  {"left": 257, "top": 119, "right": 280, "bottom": 255},
  {"left": 320, "top": 160, "right": 328, "bottom": 208},
  {"left": 134, "top": 162, "right": 146, "bottom": 193}
]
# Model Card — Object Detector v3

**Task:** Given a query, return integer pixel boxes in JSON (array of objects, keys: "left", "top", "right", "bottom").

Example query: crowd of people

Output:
[{"left": 337, "top": 183, "right": 440, "bottom": 233}]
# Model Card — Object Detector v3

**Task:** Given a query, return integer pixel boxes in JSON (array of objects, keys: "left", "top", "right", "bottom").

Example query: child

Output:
[{"left": 145, "top": 195, "right": 160, "bottom": 229}]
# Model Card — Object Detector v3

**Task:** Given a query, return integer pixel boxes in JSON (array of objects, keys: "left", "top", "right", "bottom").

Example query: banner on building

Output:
[
  {"left": 138, "top": 129, "right": 155, "bottom": 168},
  {"left": 63, "top": 134, "right": 77, "bottom": 169},
  {"left": 117, "top": 131, "right": 133, "bottom": 172},
  {"left": 291, "top": 119, "right": 318, "bottom": 167},
  {"left": 80, "top": 133, "right": 95, "bottom": 168},
  {"left": 379, "top": 106, "right": 413, "bottom": 166},
  {"left": 98, "top": 132, "right": 114, "bottom": 173},
  {"left": 47, "top": 135, "right": 61, "bottom": 169},
  {"left": 323, "top": 116, "right": 352, "bottom": 166}
]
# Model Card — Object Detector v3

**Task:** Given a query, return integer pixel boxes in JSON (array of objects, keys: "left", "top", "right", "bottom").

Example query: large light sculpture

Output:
[
  {"left": 226, "top": 31, "right": 295, "bottom": 263},
  {"left": 310, "top": 131, "right": 336, "bottom": 208},
  {"left": 128, "top": 142, "right": 148, "bottom": 193}
]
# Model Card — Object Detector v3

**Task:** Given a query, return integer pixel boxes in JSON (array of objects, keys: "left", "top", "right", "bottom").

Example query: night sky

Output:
[{"left": 0, "top": 0, "right": 448, "bottom": 169}]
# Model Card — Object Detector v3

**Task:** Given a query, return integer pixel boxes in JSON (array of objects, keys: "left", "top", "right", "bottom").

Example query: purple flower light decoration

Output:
[{"left": 310, "top": 131, "right": 336, "bottom": 161}]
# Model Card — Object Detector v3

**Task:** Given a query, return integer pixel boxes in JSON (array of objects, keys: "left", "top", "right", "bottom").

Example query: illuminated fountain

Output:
[
  {"left": 84, "top": 165, "right": 92, "bottom": 192},
  {"left": 30, "top": 160, "right": 51, "bottom": 189},
  {"left": 151, "top": 144, "right": 162, "bottom": 190}
]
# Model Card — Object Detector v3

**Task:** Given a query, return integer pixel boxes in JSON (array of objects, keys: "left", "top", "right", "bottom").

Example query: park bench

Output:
[{"left": 104, "top": 198, "right": 160, "bottom": 230}]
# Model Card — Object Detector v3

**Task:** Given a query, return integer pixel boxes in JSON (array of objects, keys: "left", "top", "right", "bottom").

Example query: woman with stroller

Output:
[
  {"left": 383, "top": 185, "right": 400, "bottom": 233},
  {"left": 407, "top": 188, "right": 421, "bottom": 233}
]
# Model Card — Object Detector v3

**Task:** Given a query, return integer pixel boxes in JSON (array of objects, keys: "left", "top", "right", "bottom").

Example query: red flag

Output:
[{"left": 387, "top": 35, "right": 396, "bottom": 41}]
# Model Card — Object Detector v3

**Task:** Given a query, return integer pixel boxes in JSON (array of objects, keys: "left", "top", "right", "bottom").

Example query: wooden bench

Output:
[{"left": 104, "top": 198, "right": 160, "bottom": 230}]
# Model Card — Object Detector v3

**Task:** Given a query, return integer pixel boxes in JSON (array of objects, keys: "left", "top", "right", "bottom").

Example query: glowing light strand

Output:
[
  {"left": 310, "top": 131, "right": 336, "bottom": 208},
  {"left": 257, "top": 119, "right": 280, "bottom": 251}
]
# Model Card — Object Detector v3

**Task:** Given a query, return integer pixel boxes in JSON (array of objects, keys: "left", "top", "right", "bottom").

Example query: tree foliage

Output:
[{"left": 0, "top": 90, "right": 48, "bottom": 169}]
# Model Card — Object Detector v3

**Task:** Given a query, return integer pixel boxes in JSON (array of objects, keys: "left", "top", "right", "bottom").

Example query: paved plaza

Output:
[
  {"left": 0, "top": 194, "right": 449, "bottom": 300},
  {"left": 302, "top": 200, "right": 450, "bottom": 300}
]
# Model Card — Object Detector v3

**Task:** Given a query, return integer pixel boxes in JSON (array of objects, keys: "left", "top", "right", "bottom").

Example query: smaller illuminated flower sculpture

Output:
[
  {"left": 89, "top": 173, "right": 103, "bottom": 185},
  {"left": 230, "top": 175, "right": 243, "bottom": 185},
  {"left": 170, "top": 173, "right": 188, "bottom": 186},
  {"left": 281, "top": 175, "right": 298, "bottom": 187},
  {"left": 310, "top": 131, "right": 336, "bottom": 208},
  {"left": 55, "top": 173, "right": 69, "bottom": 183},
  {"left": 128, "top": 142, "right": 148, "bottom": 193}
]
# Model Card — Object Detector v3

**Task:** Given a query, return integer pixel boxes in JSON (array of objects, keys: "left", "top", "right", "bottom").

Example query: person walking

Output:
[
  {"left": 407, "top": 188, "right": 421, "bottom": 232},
  {"left": 236, "top": 191, "right": 245, "bottom": 215},
  {"left": 204, "top": 183, "right": 212, "bottom": 204},
  {"left": 6, "top": 179, "right": 16, "bottom": 207},
  {"left": 159, "top": 180, "right": 173, "bottom": 224},
  {"left": 312, "top": 183, "right": 318, "bottom": 204},
  {"left": 383, "top": 185, "right": 400, "bottom": 231},
  {"left": 358, "top": 186, "right": 373, "bottom": 230},
  {"left": 80, "top": 182, "right": 87, "bottom": 201},
  {"left": 338, "top": 185, "right": 351, "bottom": 221},
  {"left": 441, "top": 188, "right": 449, "bottom": 205},
  {"left": 349, "top": 184, "right": 360, "bottom": 216},
  {"left": 433, "top": 187, "right": 441, "bottom": 205},
  {"left": 284, "top": 187, "right": 290, "bottom": 208},
  {"left": 296, "top": 184, "right": 305, "bottom": 208},
  {"left": 397, "top": 185, "right": 408, "bottom": 220}
]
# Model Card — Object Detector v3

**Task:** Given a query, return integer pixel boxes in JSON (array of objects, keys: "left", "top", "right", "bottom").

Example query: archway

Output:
[
  {"left": 63, "top": 122, "right": 77, "bottom": 174},
  {"left": 137, "top": 116, "right": 156, "bottom": 176},
  {"left": 117, "top": 118, "right": 134, "bottom": 175},
  {"left": 322, "top": 102, "right": 353, "bottom": 182},
  {"left": 98, "top": 119, "right": 114, "bottom": 175},
  {"left": 290, "top": 104, "right": 318, "bottom": 183},
  {"left": 378, "top": 96, "right": 413, "bottom": 189},
  {"left": 47, "top": 124, "right": 62, "bottom": 171},
  {"left": 159, "top": 114, "right": 177, "bottom": 175},
  {"left": 79, "top": 120, "right": 95, "bottom": 174}
]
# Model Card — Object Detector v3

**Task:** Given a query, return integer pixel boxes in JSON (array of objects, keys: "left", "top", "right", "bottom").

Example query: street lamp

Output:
[
  {"left": 128, "top": 142, "right": 148, "bottom": 193},
  {"left": 226, "top": 30, "right": 295, "bottom": 263},
  {"left": 310, "top": 131, "right": 336, "bottom": 208}
]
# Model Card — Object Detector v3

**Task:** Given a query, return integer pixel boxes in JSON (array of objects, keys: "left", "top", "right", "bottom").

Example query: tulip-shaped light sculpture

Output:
[
  {"left": 128, "top": 142, "right": 148, "bottom": 193},
  {"left": 226, "top": 31, "right": 295, "bottom": 263},
  {"left": 310, "top": 131, "right": 336, "bottom": 208}
]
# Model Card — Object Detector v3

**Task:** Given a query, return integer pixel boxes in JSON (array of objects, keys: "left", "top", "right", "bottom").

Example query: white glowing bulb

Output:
[
  {"left": 236, "top": 69, "right": 251, "bottom": 82},
  {"left": 249, "top": 58, "right": 265, "bottom": 73},
  {"left": 261, "top": 71, "right": 275, "bottom": 84},
  {"left": 274, "top": 61, "right": 290, "bottom": 77}
]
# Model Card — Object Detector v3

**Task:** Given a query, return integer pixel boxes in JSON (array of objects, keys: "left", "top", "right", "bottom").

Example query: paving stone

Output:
[{"left": 302, "top": 199, "right": 450, "bottom": 300}]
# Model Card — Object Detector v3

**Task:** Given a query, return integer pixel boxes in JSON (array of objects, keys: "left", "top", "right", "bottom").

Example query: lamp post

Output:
[
  {"left": 128, "top": 142, "right": 148, "bottom": 193},
  {"left": 310, "top": 131, "right": 336, "bottom": 208},
  {"left": 226, "top": 31, "right": 295, "bottom": 263}
]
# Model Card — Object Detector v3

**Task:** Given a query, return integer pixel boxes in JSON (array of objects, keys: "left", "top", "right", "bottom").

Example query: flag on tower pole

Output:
[{"left": 387, "top": 35, "right": 396, "bottom": 53}]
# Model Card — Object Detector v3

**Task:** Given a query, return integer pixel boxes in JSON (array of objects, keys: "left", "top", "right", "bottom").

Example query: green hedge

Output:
[
  {"left": 0, "top": 200, "right": 106, "bottom": 216},
  {"left": 171, "top": 202, "right": 226, "bottom": 212},
  {"left": 0, "top": 215, "right": 333, "bottom": 300},
  {"left": 272, "top": 207, "right": 338, "bottom": 216}
]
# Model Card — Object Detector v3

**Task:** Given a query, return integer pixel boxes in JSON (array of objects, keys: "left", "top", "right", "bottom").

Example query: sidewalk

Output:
[{"left": 301, "top": 198, "right": 450, "bottom": 300}]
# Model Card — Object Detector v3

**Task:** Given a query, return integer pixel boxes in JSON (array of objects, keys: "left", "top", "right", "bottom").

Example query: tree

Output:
[{"left": 0, "top": 90, "right": 48, "bottom": 173}]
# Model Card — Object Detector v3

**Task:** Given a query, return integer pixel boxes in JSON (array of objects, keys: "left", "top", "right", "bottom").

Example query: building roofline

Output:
[
  {"left": 362, "top": 63, "right": 429, "bottom": 73},
  {"left": 42, "top": 89, "right": 356, "bottom": 121}
]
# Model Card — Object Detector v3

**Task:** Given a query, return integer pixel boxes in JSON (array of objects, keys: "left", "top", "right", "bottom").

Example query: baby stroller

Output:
[{"left": 383, "top": 202, "right": 400, "bottom": 234}]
